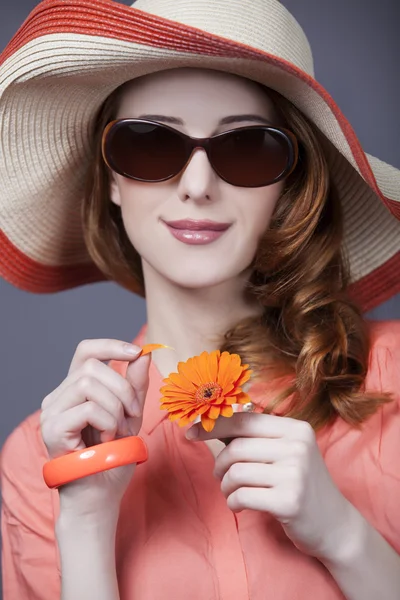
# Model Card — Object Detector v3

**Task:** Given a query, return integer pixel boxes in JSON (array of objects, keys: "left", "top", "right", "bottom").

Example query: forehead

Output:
[{"left": 116, "top": 68, "right": 278, "bottom": 123}]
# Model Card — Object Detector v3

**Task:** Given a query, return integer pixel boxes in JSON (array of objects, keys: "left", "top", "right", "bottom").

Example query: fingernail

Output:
[
  {"left": 123, "top": 344, "right": 141, "bottom": 356},
  {"left": 185, "top": 426, "right": 199, "bottom": 440}
]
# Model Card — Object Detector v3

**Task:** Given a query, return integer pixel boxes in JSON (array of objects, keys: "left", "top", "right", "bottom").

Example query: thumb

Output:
[{"left": 125, "top": 352, "right": 151, "bottom": 416}]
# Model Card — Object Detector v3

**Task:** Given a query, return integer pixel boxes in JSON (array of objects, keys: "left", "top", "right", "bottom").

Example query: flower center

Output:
[{"left": 195, "top": 382, "right": 223, "bottom": 405}]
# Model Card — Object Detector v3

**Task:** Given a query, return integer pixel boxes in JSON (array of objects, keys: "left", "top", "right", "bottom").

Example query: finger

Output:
[
  {"left": 68, "top": 339, "right": 143, "bottom": 375},
  {"left": 226, "top": 486, "right": 299, "bottom": 521},
  {"left": 44, "top": 358, "right": 140, "bottom": 417},
  {"left": 213, "top": 437, "right": 298, "bottom": 479},
  {"left": 226, "top": 487, "right": 276, "bottom": 516},
  {"left": 43, "top": 376, "right": 131, "bottom": 437},
  {"left": 187, "top": 412, "right": 314, "bottom": 443},
  {"left": 220, "top": 462, "right": 283, "bottom": 497},
  {"left": 43, "top": 401, "right": 120, "bottom": 458},
  {"left": 125, "top": 353, "right": 151, "bottom": 414}
]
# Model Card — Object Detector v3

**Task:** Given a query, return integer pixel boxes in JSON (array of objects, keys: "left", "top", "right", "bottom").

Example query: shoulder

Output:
[
  {"left": 360, "top": 320, "right": 400, "bottom": 461},
  {"left": 362, "top": 320, "right": 400, "bottom": 463},
  {"left": 365, "top": 321, "right": 400, "bottom": 394},
  {"left": 365, "top": 319, "right": 400, "bottom": 396},
  {"left": 1, "top": 409, "right": 47, "bottom": 470},
  {"left": 367, "top": 319, "right": 400, "bottom": 351}
]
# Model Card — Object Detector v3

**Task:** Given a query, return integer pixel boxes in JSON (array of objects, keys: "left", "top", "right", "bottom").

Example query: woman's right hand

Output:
[{"left": 40, "top": 338, "right": 151, "bottom": 519}]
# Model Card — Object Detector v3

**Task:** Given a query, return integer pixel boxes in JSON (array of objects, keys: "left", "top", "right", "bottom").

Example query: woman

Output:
[{"left": 1, "top": 1, "right": 399, "bottom": 599}]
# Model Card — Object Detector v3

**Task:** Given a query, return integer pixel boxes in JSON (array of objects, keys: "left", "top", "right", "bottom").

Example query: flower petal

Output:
[
  {"left": 160, "top": 401, "right": 194, "bottom": 411},
  {"left": 235, "top": 368, "right": 253, "bottom": 387},
  {"left": 168, "top": 411, "right": 188, "bottom": 421},
  {"left": 213, "top": 394, "right": 227, "bottom": 405},
  {"left": 177, "top": 413, "right": 199, "bottom": 427},
  {"left": 169, "top": 404, "right": 199, "bottom": 419},
  {"left": 227, "top": 387, "right": 243, "bottom": 396},
  {"left": 168, "top": 372, "right": 197, "bottom": 392},
  {"left": 160, "top": 391, "right": 195, "bottom": 401},
  {"left": 178, "top": 358, "right": 203, "bottom": 386},
  {"left": 208, "top": 405, "right": 221, "bottom": 420},
  {"left": 222, "top": 396, "right": 237, "bottom": 405},
  {"left": 160, "top": 384, "right": 194, "bottom": 395},
  {"left": 220, "top": 405, "right": 234, "bottom": 418},
  {"left": 235, "top": 393, "right": 252, "bottom": 404},
  {"left": 193, "top": 352, "right": 211, "bottom": 383},
  {"left": 218, "top": 352, "right": 242, "bottom": 389},
  {"left": 196, "top": 403, "right": 213, "bottom": 415},
  {"left": 207, "top": 350, "right": 219, "bottom": 382},
  {"left": 200, "top": 414, "right": 216, "bottom": 432},
  {"left": 141, "top": 343, "right": 172, "bottom": 355},
  {"left": 222, "top": 382, "right": 235, "bottom": 395}
]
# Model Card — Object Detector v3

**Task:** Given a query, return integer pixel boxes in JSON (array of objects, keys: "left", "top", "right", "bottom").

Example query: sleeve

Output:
[
  {"left": 347, "top": 320, "right": 400, "bottom": 553},
  {"left": 1, "top": 411, "right": 61, "bottom": 600}
]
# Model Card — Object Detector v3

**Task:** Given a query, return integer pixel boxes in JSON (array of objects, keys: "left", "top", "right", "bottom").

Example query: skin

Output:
[
  {"left": 110, "top": 68, "right": 283, "bottom": 291},
  {"left": 110, "top": 68, "right": 284, "bottom": 377},
  {"left": 43, "top": 68, "right": 400, "bottom": 600}
]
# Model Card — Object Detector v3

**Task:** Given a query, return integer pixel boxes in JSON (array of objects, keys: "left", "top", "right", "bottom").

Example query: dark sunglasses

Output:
[{"left": 102, "top": 118, "right": 299, "bottom": 188}]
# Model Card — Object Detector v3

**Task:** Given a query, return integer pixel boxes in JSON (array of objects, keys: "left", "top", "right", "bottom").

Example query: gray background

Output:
[{"left": 0, "top": 0, "right": 399, "bottom": 453}]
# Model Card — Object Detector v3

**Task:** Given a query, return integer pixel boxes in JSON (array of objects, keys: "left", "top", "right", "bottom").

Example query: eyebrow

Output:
[{"left": 137, "top": 114, "right": 274, "bottom": 127}]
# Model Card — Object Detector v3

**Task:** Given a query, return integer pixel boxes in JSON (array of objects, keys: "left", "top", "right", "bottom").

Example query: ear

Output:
[{"left": 110, "top": 177, "right": 122, "bottom": 207}]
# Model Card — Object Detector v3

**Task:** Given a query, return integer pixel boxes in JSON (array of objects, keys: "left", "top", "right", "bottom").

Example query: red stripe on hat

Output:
[
  {"left": 1, "top": 0, "right": 399, "bottom": 224},
  {"left": 0, "top": 229, "right": 106, "bottom": 293},
  {"left": 349, "top": 251, "right": 400, "bottom": 313},
  {"left": 1, "top": 0, "right": 253, "bottom": 63},
  {"left": 387, "top": 197, "right": 400, "bottom": 219}
]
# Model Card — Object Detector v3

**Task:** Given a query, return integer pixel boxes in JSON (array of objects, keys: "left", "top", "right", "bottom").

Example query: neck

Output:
[{"left": 143, "top": 263, "right": 261, "bottom": 378}]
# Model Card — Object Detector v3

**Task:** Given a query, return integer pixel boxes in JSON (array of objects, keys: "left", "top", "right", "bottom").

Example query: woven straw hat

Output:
[{"left": 0, "top": 0, "right": 399, "bottom": 311}]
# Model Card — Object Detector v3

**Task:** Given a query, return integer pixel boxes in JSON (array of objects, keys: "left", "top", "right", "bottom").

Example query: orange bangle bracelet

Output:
[{"left": 43, "top": 436, "right": 148, "bottom": 489}]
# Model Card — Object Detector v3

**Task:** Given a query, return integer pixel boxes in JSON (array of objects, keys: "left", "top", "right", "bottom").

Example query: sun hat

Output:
[{"left": 0, "top": 0, "right": 399, "bottom": 311}]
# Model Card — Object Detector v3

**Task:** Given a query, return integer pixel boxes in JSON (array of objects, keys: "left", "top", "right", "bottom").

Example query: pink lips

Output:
[{"left": 163, "top": 219, "right": 231, "bottom": 245}]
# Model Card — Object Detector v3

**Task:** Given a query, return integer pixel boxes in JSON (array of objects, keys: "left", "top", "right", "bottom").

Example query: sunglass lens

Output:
[
  {"left": 105, "top": 121, "right": 188, "bottom": 181},
  {"left": 210, "top": 128, "right": 292, "bottom": 187}
]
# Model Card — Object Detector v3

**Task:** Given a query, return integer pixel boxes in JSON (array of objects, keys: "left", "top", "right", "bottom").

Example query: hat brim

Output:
[{"left": 0, "top": 0, "right": 399, "bottom": 311}]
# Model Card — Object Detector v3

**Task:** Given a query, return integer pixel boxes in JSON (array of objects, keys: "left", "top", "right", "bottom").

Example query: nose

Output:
[{"left": 176, "top": 148, "right": 218, "bottom": 204}]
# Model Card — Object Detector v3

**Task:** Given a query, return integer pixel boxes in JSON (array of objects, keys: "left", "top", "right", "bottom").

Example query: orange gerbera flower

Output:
[{"left": 160, "top": 350, "right": 253, "bottom": 432}]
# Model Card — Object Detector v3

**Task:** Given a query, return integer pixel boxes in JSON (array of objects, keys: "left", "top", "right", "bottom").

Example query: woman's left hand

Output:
[{"left": 186, "top": 412, "right": 359, "bottom": 562}]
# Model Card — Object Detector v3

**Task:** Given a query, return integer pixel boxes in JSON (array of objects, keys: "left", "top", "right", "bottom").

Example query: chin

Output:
[{"left": 165, "top": 268, "right": 240, "bottom": 290}]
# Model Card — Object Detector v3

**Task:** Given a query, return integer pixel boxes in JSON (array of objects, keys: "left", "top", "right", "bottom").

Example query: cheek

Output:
[
  {"left": 116, "top": 183, "right": 159, "bottom": 246},
  {"left": 116, "top": 178, "right": 161, "bottom": 221},
  {"left": 245, "top": 185, "right": 282, "bottom": 237}
]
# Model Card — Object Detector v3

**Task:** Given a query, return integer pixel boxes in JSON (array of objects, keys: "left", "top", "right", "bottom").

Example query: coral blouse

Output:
[{"left": 2, "top": 320, "right": 400, "bottom": 600}]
